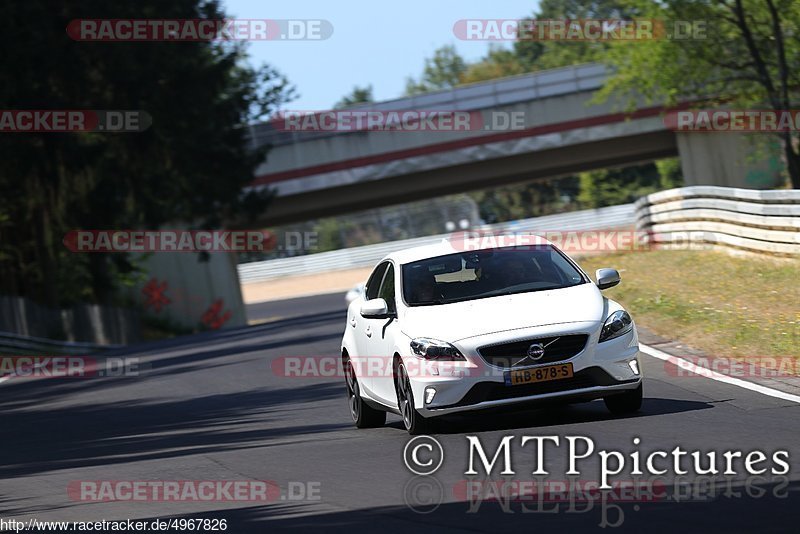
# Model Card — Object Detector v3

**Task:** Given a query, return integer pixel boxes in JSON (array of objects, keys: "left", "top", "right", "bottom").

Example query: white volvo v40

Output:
[{"left": 340, "top": 238, "right": 643, "bottom": 434}]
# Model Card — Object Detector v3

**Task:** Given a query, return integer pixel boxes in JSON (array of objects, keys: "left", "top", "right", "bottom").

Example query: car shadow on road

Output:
[
  {"left": 385, "top": 397, "right": 713, "bottom": 434},
  {"left": 0, "top": 327, "right": 342, "bottom": 412}
]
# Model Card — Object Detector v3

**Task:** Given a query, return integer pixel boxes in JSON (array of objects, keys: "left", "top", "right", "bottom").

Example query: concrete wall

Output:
[{"left": 131, "top": 251, "right": 246, "bottom": 331}]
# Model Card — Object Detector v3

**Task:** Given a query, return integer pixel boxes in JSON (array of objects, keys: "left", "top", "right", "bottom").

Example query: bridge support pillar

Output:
[{"left": 676, "top": 132, "right": 784, "bottom": 189}]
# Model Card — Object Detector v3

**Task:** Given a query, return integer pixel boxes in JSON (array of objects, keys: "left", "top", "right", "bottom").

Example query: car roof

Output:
[{"left": 384, "top": 234, "right": 556, "bottom": 265}]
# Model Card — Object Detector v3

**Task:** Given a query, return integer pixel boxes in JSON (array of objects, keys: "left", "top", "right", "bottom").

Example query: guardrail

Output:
[
  {"left": 0, "top": 331, "right": 123, "bottom": 355},
  {"left": 635, "top": 186, "right": 800, "bottom": 256},
  {"left": 238, "top": 203, "right": 636, "bottom": 283},
  {"left": 0, "top": 296, "right": 140, "bottom": 346}
]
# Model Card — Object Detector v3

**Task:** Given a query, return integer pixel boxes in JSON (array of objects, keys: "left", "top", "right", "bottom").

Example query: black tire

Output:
[
  {"left": 344, "top": 357, "right": 386, "bottom": 428},
  {"left": 604, "top": 383, "right": 643, "bottom": 414},
  {"left": 395, "top": 361, "right": 435, "bottom": 435}
]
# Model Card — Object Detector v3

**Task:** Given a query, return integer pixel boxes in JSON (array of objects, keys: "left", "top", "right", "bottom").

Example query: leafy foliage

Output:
[
  {"left": 404, "top": 45, "right": 468, "bottom": 95},
  {"left": 577, "top": 163, "right": 675, "bottom": 208},
  {"left": 0, "top": 0, "right": 295, "bottom": 306},
  {"left": 598, "top": 0, "right": 800, "bottom": 187},
  {"left": 334, "top": 85, "right": 375, "bottom": 109}
]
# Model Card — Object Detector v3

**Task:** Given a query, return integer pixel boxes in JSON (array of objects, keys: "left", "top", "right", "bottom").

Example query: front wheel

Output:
[
  {"left": 604, "top": 383, "right": 643, "bottom": 414},
  {"left": 395, "top": 361, "right": 434, "bottom": 435},
  {"left": 345, "top": 357, "right": 386, "bottom": 428}
]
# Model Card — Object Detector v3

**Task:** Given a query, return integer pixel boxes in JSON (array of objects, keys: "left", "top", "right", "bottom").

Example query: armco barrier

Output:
[
  {"left": 0, "top": 296, "right": 139, "bottom": 347},
  {"left": 635, "top": 186, "right": 800, "bottom": 256},
  {"left": 238, "top": 203, "right": 636, "bottom": 283},
  {"left": 0, "top": 331, "right": 123, "bottom": 355}
]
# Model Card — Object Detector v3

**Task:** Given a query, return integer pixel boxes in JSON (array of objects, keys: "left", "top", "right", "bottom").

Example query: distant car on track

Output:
[
  {"left": 340, "top": 236, "right": 643, "bottom": 434},
  {"left": 344, "top": 283, "right": 365, "bottom": 306}
]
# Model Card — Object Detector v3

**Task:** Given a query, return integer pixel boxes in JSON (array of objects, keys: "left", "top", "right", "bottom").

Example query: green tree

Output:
[
  {"left": 468, "top": 178, "right": 580, "bottom": 224},
  {"left": 314, "top": 218, "right": 346, "bottom": 252},
  {"left": 577, "top": 163, "right": 663, "bottom": 208},
  {"left": 334, "top": 85, "right": 374, "bottom": 109},
  {"left": 655, "top": 158, "right": 684, "bottom": 190},
  {"left": 599, "top": 0, "right": 800, "bottom": 188},
  {"left": 405, "top": 45, "right": 468, "bottom": 95},
  {"left": 0, "top": 0, "right": 295, "bottom": 306},
  {"left": 461, "top": 45, "right": 527, "bottom": 84},
  {"left": 511, "top": 0, "right": 644, "bottom": 71}
]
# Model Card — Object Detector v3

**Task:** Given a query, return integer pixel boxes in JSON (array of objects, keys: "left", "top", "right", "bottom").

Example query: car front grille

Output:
[{"left": 478, "top": 334, "right": 589, "bottom": 369}]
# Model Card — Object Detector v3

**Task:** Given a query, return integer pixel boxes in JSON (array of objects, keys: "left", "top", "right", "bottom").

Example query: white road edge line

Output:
[
  {"left": 0, "top": 360, "right": 50, "bottom": 385},
  {"left": 640, "top": 343, "right": 800, "bottom": 405}
]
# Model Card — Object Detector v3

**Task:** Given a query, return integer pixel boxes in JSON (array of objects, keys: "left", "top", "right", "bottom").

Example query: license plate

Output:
[{"left": 504, "top": 363, "right": 574, "bottom": 386}]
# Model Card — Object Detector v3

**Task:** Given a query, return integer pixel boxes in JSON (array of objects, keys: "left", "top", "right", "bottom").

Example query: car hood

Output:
[{"left": 400, "top": 283, "right": 605, "bottom": 342}]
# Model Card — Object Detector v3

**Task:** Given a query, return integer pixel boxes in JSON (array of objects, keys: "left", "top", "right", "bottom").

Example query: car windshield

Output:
[{"left": 402, "top": 246, "right": 587, "bottom": 306}]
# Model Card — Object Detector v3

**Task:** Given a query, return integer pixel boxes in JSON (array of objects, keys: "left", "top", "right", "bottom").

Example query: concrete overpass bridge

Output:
[{"left": 246, "top": 63, "right": 780, "bottom": 226}]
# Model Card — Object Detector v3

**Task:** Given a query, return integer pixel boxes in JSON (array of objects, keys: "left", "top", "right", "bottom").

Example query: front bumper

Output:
[
  {"left": 408, "top": 320, "right": 643, "bottom": 417},
  {"left": 419, "top": 369, "right": 641, "bottom": 417}
]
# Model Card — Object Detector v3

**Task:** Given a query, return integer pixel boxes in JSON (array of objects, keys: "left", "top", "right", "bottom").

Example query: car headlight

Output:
[
  {"left": 410, "top": 338, "right": 465, "bottom": 361},
  {"left": 599, "top": 310, "right": 633, "bottom": 342}
]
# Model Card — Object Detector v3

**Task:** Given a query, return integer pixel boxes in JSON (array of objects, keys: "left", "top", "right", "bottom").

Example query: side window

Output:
[
  {"left": 365, "top": 262, "right": 389, "bottom": 300},
  {"left": 378, "top": 264, "right": 396, "bottom": 312}
]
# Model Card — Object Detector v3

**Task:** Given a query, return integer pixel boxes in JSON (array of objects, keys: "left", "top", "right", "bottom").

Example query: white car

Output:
[{"left": 340, "top": 237, "right": 643, "bottom": 434}]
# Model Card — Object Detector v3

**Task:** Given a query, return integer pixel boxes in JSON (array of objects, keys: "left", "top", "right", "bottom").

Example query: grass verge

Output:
[{"left": 577, "top": 250, "right": 800, "bottom": 360}]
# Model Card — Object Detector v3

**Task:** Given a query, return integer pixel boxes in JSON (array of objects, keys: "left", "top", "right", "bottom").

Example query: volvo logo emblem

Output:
[
  {"left": 510, "top": 337, "right": 560, "bottom": 368},
  {"left": 526, "top": 343, "right": 545, "bottom": 360}
]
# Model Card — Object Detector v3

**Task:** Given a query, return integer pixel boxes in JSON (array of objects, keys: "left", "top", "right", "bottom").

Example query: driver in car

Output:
[
  {"left": 502, "top": 257, "right": 529, "bottom": 286},
  {"left": 414, "top": 275, "right": 441, "bottom": 303}
]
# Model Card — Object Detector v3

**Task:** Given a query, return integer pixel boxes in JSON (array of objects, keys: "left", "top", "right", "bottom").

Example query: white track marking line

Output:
[
  {"left": 640, "top": 343, "right": 800, "bottom": 404},
  {"left": 0, "top": 360, "right": 53, "bottom": 385}
]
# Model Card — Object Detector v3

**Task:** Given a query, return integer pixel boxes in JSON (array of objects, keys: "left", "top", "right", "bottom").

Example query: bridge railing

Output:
[
  {"left": 247, "top": 63, "right": 608, "bottom": 149},
  {"left": 238, "top": 203, "right": 636, "bottom": 283},
  {"left": 635, "top": 186, "right": 800, "bottom": 256}
]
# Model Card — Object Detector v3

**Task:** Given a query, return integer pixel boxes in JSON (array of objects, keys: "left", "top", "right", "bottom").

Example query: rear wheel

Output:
[
  {"left": 344, "top": 357, "right": 386, "bottom": 428},
  {"left": 395, "top": 361, "right": 434, "bottom": 435},
  {"left": 604, "top": 383, "right": 643, "bottom": 414}
]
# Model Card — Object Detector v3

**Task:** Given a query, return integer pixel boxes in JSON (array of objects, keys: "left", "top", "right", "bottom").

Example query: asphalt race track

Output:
[{"left": 2, "top": 292, "right": 799, "bottom": 533}]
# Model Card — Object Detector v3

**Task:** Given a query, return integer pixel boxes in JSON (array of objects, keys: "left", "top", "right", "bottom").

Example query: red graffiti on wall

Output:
[
  {"left": 142, "top": 278, "right": 171, "bottom": 312},
  {"left": 201, "top": 299, "right": 232, "bottom": 329}
]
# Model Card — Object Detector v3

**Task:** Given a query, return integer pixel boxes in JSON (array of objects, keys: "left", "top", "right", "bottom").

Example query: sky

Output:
[{"left": 223, "top": 0, "right": 540, "bottom": 110}]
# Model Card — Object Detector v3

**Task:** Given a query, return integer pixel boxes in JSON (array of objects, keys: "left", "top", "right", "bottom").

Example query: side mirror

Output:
[
  {"left": 596, "top": 268, "right": 621, "bottom": 290},
  {"left": 360, "top": 298, "right": 393, "bottom": 318}
]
